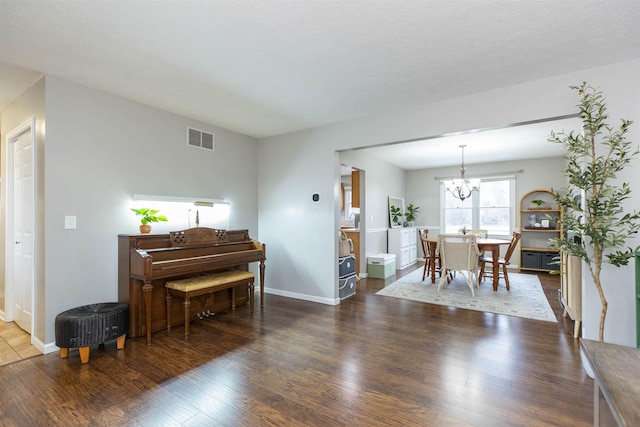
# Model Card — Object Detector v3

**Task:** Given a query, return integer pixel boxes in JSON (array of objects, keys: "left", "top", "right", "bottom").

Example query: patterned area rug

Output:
[{"left": 376, "top": 268, "right": 557, "bottom": 322}]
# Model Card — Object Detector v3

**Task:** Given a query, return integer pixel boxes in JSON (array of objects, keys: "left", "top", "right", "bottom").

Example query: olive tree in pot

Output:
[{"left": 549, "top": 82, "right": 640, "bottom": 342}]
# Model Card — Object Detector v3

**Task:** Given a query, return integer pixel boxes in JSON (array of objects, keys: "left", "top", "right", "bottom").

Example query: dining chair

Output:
[
  {"left": 418, "top": 229, "right": 430, "bottom": 280},
  {"left": 478, "top": 231, "right": 522, "bottom": 290},
  {"left": 437, "top": 233, "right": 481, "bottom": 297},
  {"left": 419, "top": 229, "right": 442, "bottom": 281}
]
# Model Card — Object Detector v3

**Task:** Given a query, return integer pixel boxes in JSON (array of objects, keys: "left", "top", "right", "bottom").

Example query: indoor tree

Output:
[{"left": 550, "top": 82, "right": 640, "bottom": 342}]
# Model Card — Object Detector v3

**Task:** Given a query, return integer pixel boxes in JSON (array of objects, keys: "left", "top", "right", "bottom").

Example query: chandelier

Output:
[{"left": 445, "top": 144, "right": 480, "bottom": 201}]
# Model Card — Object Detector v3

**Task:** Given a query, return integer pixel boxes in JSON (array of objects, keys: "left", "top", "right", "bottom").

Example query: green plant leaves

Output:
[{"left": 131, "top": 207, "right": 168, "bottom": 225}]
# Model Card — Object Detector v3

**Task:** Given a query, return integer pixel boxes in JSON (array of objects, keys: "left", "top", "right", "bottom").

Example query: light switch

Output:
[{"left": 64, "top": 216, "right": 76, "bottom": 229}]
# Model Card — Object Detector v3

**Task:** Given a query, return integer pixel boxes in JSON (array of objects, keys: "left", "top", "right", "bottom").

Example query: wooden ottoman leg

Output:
[
  {"left": 60, "top": 348, "right": 69, "bottom": 359},
  {"left": 79, "top": 346, "right": 90, "bottom": 364},
  {"left": 116, "top": 334, "right": 126, "bottom": 350}
]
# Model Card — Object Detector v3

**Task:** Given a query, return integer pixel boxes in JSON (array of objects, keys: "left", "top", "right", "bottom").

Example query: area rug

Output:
[{"left": 375, "top": 268, "right": 557, "bottom": 322}]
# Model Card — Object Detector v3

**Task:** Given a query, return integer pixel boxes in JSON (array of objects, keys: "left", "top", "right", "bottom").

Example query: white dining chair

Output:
[{"left": 437, "top": 233, "right": 482, "bottom": 297}]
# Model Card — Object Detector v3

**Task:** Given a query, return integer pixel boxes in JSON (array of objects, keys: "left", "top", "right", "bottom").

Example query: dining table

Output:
[{"left": 425, "top": 236, "right": 512, "bottom": 291}]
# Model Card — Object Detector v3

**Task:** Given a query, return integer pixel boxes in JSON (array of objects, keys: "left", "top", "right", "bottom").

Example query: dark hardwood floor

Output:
[{"left": 0, "top": 264, "right": 592, "bottom": 426}]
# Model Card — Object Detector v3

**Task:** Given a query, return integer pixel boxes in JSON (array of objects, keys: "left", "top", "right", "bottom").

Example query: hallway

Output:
[{"left": 0, "top": 321, "right": 41, "bottom": 366}]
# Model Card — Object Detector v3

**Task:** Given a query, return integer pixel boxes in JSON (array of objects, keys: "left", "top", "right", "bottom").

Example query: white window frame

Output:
[{"left": 440, "top": 176, "right": 516, "bottom": 237}]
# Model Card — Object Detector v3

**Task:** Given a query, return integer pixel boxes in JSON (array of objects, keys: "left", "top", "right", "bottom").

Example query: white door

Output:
[{"left": 12, "top": 129, "right": 35, "bottom": 334}]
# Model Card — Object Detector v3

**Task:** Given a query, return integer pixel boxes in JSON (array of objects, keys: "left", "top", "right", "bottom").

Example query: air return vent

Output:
[{"left": 187, "top": 127, "right": 215, "bottom": 151}]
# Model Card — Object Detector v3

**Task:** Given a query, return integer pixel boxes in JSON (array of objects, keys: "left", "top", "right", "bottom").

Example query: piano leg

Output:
[
  {"left": 249, "top": 280, "right": 255, "bottom": 313},
  {"left": 260, "top": 260, "right": 265, "bottom": 308},
  {"left": 143, "top": 281, "right": 153, "bottom": 346}
]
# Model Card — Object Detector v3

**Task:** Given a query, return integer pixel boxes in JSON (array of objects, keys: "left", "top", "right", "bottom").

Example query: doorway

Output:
[
  {"left": 4, "top": 118, "right": 36, "bottom": 339},
  {"left": 340, "top": 166, "right": 364, "bottom": 275}
]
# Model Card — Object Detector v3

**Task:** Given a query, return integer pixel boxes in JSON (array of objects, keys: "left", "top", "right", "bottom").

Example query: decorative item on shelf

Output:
[
  {"left": 404, "top": 203, "right": 420, "bottom": 227},
  {"left": 130, "top": 207, "right": 168, "bottom": 233},
  {"left": 445, "top": 144, "right": 479, "bottom": 201},
  {"left": 459, "top": 225, "right": 469, "bottom": 235},
  {"left": 528, "top": 213, "right": 537, "bottom": 226},
  {"left": 531, "top": 199, "right": 546, "bottom": 209},
  {"left": 549, "top": 82, "right": 640, "bottom": 342}
]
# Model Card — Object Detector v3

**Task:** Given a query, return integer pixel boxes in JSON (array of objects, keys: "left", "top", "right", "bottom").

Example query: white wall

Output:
[
  {"left": 259, "top": 59, "right": 640, "bottom": 346},
  {"left": 2, "top": 76, "right": 260, "bottom": 348}
]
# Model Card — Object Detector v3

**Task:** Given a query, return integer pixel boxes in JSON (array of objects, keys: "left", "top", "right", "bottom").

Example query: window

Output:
[
  {"left": 441, "top": 177, "right": 515, "bottom": 236},
  {"left": 344, "top": 186, "right": 359, "bottom": 220}
]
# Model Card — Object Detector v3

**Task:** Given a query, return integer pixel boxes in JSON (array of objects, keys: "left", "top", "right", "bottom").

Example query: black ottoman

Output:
[{"left": 55, "top": 302, "right": 128, "bottom": 364}]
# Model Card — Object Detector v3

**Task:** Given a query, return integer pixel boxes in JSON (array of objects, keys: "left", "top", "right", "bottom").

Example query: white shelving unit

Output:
[{"left": 388, "top": 228, "right": 417, "bottom": 270}]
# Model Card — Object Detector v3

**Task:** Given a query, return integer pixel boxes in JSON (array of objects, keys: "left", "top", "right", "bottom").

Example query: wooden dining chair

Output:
[
  {"left": 418, "top": 229, "right": 442, "bottom": 281},
  {"left": 418, "top": 229, "right": 431, "bottom": 280},
  {"left": 478, "top": 231, "right": 522, "bottom": 290}
]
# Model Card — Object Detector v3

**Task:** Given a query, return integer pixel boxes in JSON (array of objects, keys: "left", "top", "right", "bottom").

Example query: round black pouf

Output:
[{"left": 55, "top": 302, "right": 128, "bottom": 349}]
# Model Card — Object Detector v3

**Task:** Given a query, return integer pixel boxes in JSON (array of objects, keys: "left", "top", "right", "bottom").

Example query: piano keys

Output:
[{"left": 118, "top": 228, "right": 265, "bottom": 344}]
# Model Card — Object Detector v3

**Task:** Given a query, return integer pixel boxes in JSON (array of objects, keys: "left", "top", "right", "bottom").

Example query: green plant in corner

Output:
[
  {"left": 549, "top": 82, "right": 640, "bottom": 342},
  {"left": 130, "top": 207, "right": 168, "bottom": 225},
  {"left": 390, "top": 205, "right": 403, "bottom": 225},
  {"left": 405, "top": 203, "right": 420, "bottom": 223}
]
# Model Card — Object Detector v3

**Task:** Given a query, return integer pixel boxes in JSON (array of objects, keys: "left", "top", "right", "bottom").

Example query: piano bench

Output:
[
  {"left": 55, "top": 302, "right": 128, "bottom": 364},
  {"left": 165, "top": 270, "right": 255, "bottom": 338}
]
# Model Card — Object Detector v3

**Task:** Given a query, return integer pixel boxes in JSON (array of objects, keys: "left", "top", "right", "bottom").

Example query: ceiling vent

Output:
[{"left": 187, "top": 127, "right": 215, "bottom": 151}]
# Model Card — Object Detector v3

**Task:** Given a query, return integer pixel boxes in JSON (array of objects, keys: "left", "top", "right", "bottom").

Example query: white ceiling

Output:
[{"left": 1, "top": 1, "right": 638, "bottom": 168}]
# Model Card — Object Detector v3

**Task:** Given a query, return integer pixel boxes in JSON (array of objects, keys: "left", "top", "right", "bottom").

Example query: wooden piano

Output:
[{"left": 118, "top": 228, "right": 265, "bottom": 345}]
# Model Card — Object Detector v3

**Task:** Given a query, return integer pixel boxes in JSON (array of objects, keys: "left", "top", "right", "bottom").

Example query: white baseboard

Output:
[{"left": 264, "top": 287, "right": 339, "bottom": 306}]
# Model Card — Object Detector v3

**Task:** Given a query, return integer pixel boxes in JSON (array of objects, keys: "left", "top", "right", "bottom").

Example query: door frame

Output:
[{"left": 4, "top": 117, "right": 36, "bottom": 340}]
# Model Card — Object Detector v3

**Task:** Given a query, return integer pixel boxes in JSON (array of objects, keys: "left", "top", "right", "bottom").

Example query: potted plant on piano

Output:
[{"left": 131, "top": 207, "right": 168, "bottom": 233}]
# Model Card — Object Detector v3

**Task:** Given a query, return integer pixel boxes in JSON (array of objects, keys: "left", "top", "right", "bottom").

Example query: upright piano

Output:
[{"left": 118, "top": 228, "right": 266, "bottom": 344}]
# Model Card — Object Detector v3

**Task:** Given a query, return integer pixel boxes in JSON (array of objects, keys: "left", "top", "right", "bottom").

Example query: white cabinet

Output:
[{"left": 388, "top": 228, "right": 417, "bottom": 270}]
